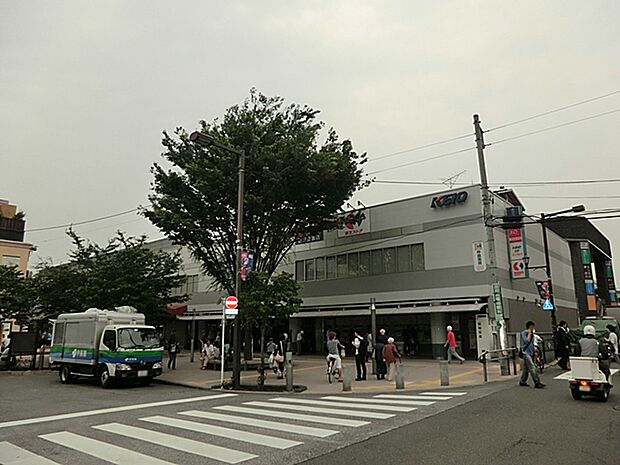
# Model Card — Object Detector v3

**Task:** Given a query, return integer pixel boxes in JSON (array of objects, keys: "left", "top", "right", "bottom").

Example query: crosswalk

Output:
[{"left": 1, "top": 390, "right": 469, "bottom": 465}]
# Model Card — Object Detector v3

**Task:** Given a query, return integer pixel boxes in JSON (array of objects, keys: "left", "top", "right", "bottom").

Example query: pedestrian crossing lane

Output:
[
  {"left": 243, "top": 400, "right": 395, "bottom": 419},
  {"left": 214, "top": 405, "right": 369, "bottom": 427},
  {"left": 0, "top": 441, "right": 62, "bottom": 465},
  {"left": 270, "top": 397, "right": 415, "bottom": 412}
]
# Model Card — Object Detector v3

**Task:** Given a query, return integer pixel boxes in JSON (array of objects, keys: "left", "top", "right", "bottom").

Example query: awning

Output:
[
  {"left": 166, "top": 304, "right": 188, "bottom": 316},
  {"left": 290, "top": 303, "right": 486, "bottom": 318}
]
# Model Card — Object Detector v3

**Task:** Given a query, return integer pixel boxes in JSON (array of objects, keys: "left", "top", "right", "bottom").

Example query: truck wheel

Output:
[
  {"left": 570, "top": 388, "right": 582, "bottom": 400},
  {"left": 598, "top": 387, "right": 610, "bottom": 403},
  {"left": 59, "top": 365, "right": 74, "bottom": 384},
  {"left": 99, "top": 367, "right": 114, "bottom": 389}
]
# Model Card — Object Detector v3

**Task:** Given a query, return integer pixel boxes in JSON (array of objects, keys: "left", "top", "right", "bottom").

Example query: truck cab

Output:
[{"left": 50, "top": 308, "right": 163, "bottom": 388}]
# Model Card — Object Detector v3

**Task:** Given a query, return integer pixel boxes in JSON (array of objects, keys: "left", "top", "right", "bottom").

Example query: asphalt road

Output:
[
  {"left": 303, "top": 368, "right": 620, "bottom": 465},
  {"left": 0, "top": 370, "right": 505, "bottom": 465}
]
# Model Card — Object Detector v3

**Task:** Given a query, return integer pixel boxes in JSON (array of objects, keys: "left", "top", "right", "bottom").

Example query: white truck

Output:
[{"left": 50, "top": 307, "right": 163, "bottom": 388}]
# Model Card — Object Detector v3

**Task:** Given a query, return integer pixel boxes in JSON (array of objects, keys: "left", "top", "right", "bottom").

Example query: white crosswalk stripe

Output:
[
  {"left": 141, "top": 415, "right": 302, "bottom": 449},
  {"left": 180, "top": 410, "right": 339, "bottom": 438},
  {"left": 0, "top": 441, "right": 62, "bottom": 465},
  {"left": 214, "top": 405, "right": 369, "bottom": 427},
  {"left": 375, "top": 394, "right": 449, "bottom": 402},
  {"left": 40, "top": 431, "right": 177, "bottom": 465},
  {"left": 420, "top": 391, "right": 468, "bottom": 396},
  {"left": 268, "top": 397, "right": 415, "bottom": 413},
  {"left": 93, "top": 422, "right": 257, "bottom": 464},
  {"left": 244, "top": 401, "right": 395, "bottom": 419},
  {"left": 322, "top": 396, "right": 434, "bottom": 406}
]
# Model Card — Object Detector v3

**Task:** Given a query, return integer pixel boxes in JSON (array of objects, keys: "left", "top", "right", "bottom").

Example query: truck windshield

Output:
[{"left": 117, "top": 328, "right": 161, "bottom": 349}]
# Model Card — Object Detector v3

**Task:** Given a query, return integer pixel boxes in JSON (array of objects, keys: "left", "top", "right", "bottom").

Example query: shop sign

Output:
[
  {"left": 508, "top": 227, "right": 527, "bottom": 279},
  {"left": 491, "top": 283, "right": 504, "bottom": 320},
  {"left": 580, "top": 242, "right": 591, "bottom": 264},
  {"left": 295, "top": 231, "right": 324, "bottom": 244},
  {"left": 430, "top": 191, "right": 468, "bottom": 208},
  {"left": 472, "top": 241, "right": 487, "bottom": 272},
  {"left": 338, "top": 209, "right": 369, "bottom": 237}
]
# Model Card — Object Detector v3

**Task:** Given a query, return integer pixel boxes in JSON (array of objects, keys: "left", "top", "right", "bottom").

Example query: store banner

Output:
[
  {"left": 508, "top": 227, "right": 527, "bottom": 279},
  {"left": 491, "top": 282, "right": 505, "bottom": 322},
  {"left": 338, "top": 209, "right": 370, "bottom": 237},
  {"left": 472, "top": 241, "right": 487, "bottom": 272}
]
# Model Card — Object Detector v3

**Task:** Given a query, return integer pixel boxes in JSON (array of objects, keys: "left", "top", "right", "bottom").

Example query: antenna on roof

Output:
[
  {"left": 440, "top": 170, "right": 467, "bottom": 189},
  {"left": 357, "top": 200, "right": 366, "bottom": 208}
]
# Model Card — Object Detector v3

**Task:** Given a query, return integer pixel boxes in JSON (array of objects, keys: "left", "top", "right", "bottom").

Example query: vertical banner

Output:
[
  {"left": 472, "top": 241, "right": 487, "bottom": 272},
  {"left": 580, "top": 242, "right": 597, "bottom": 311},
  {"left": 605, "top": 260, "right": 617, "bottom": 306},
  {"left": 508, "top": 227, "right": 527, "bottom": 279}
]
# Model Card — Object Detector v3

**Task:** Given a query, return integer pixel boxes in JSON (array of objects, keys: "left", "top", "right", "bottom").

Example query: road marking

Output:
[
  {"left": 0, "top": 442, "right": 62, "bottom": 465},
  {"left": 375, "top": 394, "right": 449, "bottom": 402},
  {"left": 40, "top": 432, "right": 176, "bottom": 465},
  {"left": 94, "top": 423, "right": 257, "bottom": 464},
  {"left": 269, "top": 397, "right": 413, "bottom": 413},
  {"left": 420, "top": 391, "right": 468, "bottom": 396},
  {"left": 322, "top": 396, "right": 434, "bottom": 406},
  {"left": 141, "top": 415, "right": 302, "bottom": 449},
  {"left": 553, "top": 368, "right": 618, "bottom": 380},
  {"left": 180, "top": 410, "right": 338, "bottom": 438},
  {"left": 0, "top": 394, "right": 236, "bottom": 430},
  {"left": 214, "top": 405, "right": 369, "bottom": 427},
  {"left": 244, "top": 401, "right": 395, "bottom": 419}
]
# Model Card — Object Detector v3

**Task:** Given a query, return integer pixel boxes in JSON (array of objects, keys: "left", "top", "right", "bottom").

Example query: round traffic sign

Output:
[{"left": 225, "top": 296, "right": 238, "bottom": 309}]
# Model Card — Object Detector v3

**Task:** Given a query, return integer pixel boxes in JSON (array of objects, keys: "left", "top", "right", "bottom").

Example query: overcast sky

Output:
[{"left": 1, "top": 1, "right": 619, "bottom": 270}]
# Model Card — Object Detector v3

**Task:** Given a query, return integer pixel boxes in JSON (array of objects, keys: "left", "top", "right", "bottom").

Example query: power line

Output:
[
  {"left": 26, "top": 208, "right": 140, "bottom": 233},
  {"left": 486, "top": 90, "right": 620, "bottom": 132},
  {"left": 521, "top": 195, "right": 620, "bottom": 200},
  {"left": 373, "top": 177, "right": 620, "bottom": 187},
  {"left": 487, "top": 108, "right": 620, "bottom": 146},
  {"left": 367, "top": 133, "right": 473, "bottom": 165},
  {"left": 366, "top": 146, "right": 476, "bottom": 176}
]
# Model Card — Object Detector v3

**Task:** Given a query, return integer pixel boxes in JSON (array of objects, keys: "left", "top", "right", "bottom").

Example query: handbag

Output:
[
  {"left": 340, "top": 349, "right": 346, "bottom": 358},
  {"left": 274, "top": 354, "right": 284, "bottom": 363}
]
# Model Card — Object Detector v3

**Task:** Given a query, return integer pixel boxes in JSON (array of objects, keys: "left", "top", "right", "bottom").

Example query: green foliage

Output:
[
  {"left": 0, "top": 265, "right": 34, "bottom": 325},
  {"left": 145, "top": 89, "right": 368, "bottom": 294},
  {"left": 29, "top": 231, "right": 187, "bottom": 324}
]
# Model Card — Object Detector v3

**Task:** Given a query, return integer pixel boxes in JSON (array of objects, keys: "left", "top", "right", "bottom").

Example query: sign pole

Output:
[{"left": 220, "top": 305, "right": 225, "bottom": 389}]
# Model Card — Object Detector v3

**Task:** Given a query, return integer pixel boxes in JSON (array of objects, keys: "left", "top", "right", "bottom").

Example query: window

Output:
[
  {"left": 295, "top": 261, "right": 305, "bottom": 281},
  {"left": 64, "top": 321, "right": 95, "bottom": 346},
  {"left": 326, "top": 256, "right": 337, "bottom": 279},
  {"left": 348, "top": 253, "right": 359, "bottom": 276},
  {"left": 305, "top": 259, "right": 315, "bottom": 281},
  {"left": 186, "top": 275, "right": 199, "bottom": 294},
  {"left": 383, "top": 248, "right": 396, "bottom": 273},
  {"left": 412, "top": 244, "right": 425, "bottom": 271},
  {"left": 1, "top": 255, "right": 20, "bottom": 267},
  {"left": 103, "top": 330, "right": 116, "bottom": 350},
  {"left": 397, "top": 246, "right": 411, "bottom": 272},
  {"left": 359, "top": 251, "right": 370, "bottom": 276},
  {"left": 52, "top": 322, "right": 65, "bottom": 345},
  {"left": 315, "top": 257, "right": 325, "bottom": 280},
  {"left": 371, "top": 250, "right": 383, "bottom": 275},
  {"left": 337, "top": 255, "right": 348, "bottom": 278}
]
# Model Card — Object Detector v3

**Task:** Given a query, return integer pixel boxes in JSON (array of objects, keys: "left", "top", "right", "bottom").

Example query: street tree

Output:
[
  {"left": 145, "top": 89, "right": 367, "bottom": 355},
  {"left": 0, "top": 264, "right": 34, "bottom": 325},
  {"left": 240, "top": 271, "right": 301, "bottom": 386}
]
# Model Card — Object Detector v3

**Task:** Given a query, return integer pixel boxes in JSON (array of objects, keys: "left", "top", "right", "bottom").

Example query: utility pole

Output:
[
  {"left": 474, "top": 115, "right": 504, "bottom": 351},
  {"left": 540, "top": 213, "right": 558, "bottom": 330},
  {"left": 232, "top": 149, "right": 245, "bottom": 389},
  {"left": 370, "top": 297, "right": 377, "bottom": 375}
]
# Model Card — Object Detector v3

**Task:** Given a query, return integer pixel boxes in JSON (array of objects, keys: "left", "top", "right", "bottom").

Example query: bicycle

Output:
[
  {"left": 326, "top": 356, "right": 338, "bottom": 383},
  {"left": 533, "top": 346, "right": 545, "bottom": 373}
]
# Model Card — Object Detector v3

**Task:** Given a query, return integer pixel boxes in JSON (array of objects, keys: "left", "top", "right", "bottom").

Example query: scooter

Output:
[{"left": 568, "top": 356, "right": 612, "bottom": 402}]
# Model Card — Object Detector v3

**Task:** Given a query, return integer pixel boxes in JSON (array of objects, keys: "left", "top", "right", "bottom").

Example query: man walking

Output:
[
  {"left": 295, "top": 330, "right": 304, "bottom": 356},
  {"left": 555, "top": 320, "right": 571, "bottom": 370},
  {"left": 375, "top": 328, "right": 387, "bottom": 380},
  {"left": 520, "top": 321, "right": 545, "bottom": 388},
  {"left": 352, "top": 331, "right": 367, "bottom": 381},
  {"left": 167, "top": 330, "right": 179, "bottom": 370},
  {"left": 444, "top": 326, "right": 465, "bottom": 364}
]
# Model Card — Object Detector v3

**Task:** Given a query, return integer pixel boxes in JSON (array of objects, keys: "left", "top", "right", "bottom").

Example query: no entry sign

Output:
[{"left": 225, "top": 296, "right": 239, "bottom": 316}]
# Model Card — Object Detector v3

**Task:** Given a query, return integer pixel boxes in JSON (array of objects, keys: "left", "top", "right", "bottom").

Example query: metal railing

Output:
[{"left": 478, "top": 348, "right": 518, "bottom": 382}]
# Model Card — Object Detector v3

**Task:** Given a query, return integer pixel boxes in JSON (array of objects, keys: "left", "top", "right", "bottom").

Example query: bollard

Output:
[
  {"left": 395, "top": 363, "right": 405, "bottom": 389},
  {"left": 439, "top": 360, "right": 450, "bottom": 386},
  {"left": 500, "top": 357, "right": 510, "bottom": 376},
  {"left": 285, "top": 351, "right": 293, "bottom": 392},
  {"left": 342, "top": 364, "right": 352, "bottom": 392}
]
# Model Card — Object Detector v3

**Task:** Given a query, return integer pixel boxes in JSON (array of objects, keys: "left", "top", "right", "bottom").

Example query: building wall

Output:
[{"left": 0, "top": 240, "right": 33, "bottom": 274}]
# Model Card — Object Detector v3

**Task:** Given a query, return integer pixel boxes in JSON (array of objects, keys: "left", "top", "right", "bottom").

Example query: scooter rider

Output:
[{"left": 577, "top": 325, "right": 612, "bottom": 384}]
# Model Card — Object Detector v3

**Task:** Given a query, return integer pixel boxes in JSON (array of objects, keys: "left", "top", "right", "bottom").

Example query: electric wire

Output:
[
  {"left": 366, "top": 146, "right": 476, "bottom": 176},
  {"left": 25, "top": 208, "right": 139, "bottom": 233},
  {"left": 367, "top": 132, "right": 474, "bottom": 164}
]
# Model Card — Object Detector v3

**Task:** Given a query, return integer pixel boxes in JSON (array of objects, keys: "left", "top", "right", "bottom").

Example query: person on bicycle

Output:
[{"left": 326, "top": 330, "right": 344, "bottom": 381}]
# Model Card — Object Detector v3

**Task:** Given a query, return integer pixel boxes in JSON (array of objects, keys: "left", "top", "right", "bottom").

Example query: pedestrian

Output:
[
  {"left": 555, "top": 320, "right": 571, "bottom": 370},
  {"left": 366, "top": 332, "right": 374, "bottom": 363},
  {"left": 202, "top": 339, "right": 215, "bottom": 370},
  {"left": 444, "top": 326, "right": 465, "bottom": 364},
  {"left": 519, "top": 321, "right": 545, "bottom": 388},
  {"left": 382, "top": 337, "right": 401, "bottom": 382},
  {"left": 375, "top": 328, "right": 387, "bottom": 380},
  {"left": 352, "top": 330, "right": 367, "bottom": 381},
  {"left": 167, "top": 331, "right": 179, "bottom": 370},
  {"left": 606, "top": 325, "right": 620, "bottom": 364},
  {"left": 275, "top": 334, "right": 288, "bottom": 379},
  {"left": 295, "top": 330, "right": 304, "bottom": 355}
]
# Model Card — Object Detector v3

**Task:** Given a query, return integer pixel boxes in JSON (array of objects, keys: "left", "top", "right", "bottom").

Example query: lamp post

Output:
[
  {"left": 190, "top": 131, "right": 245, "bottom": 389},
  {"left": 525, "top": 204, "right": 585, "bottom": 330}
]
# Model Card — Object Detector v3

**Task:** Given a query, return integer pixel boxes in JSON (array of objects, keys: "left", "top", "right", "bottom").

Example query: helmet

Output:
[
  {"left": 447, "top": 326, "right": 453, "bottom": 331},
  {"left": 583, "top": 325, "right": 596, "bottom": 336}
]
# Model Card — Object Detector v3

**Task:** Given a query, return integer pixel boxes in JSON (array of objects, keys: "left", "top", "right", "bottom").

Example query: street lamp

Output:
[
  {"left": 190, "top": 130, "right": 245, "bottom": 390},
  {"left": 526, "top": 204, "right": 585, "bottom": 330}
]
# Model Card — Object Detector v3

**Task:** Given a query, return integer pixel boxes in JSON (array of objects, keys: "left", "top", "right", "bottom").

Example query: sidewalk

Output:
[{"left": 157, "top": 354, "right": 518, "bottom": 394}]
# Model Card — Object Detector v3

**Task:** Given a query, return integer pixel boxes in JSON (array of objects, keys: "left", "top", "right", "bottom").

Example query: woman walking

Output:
[{"left": 382, "top": 337, "right": 401, "bottom": 382}]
